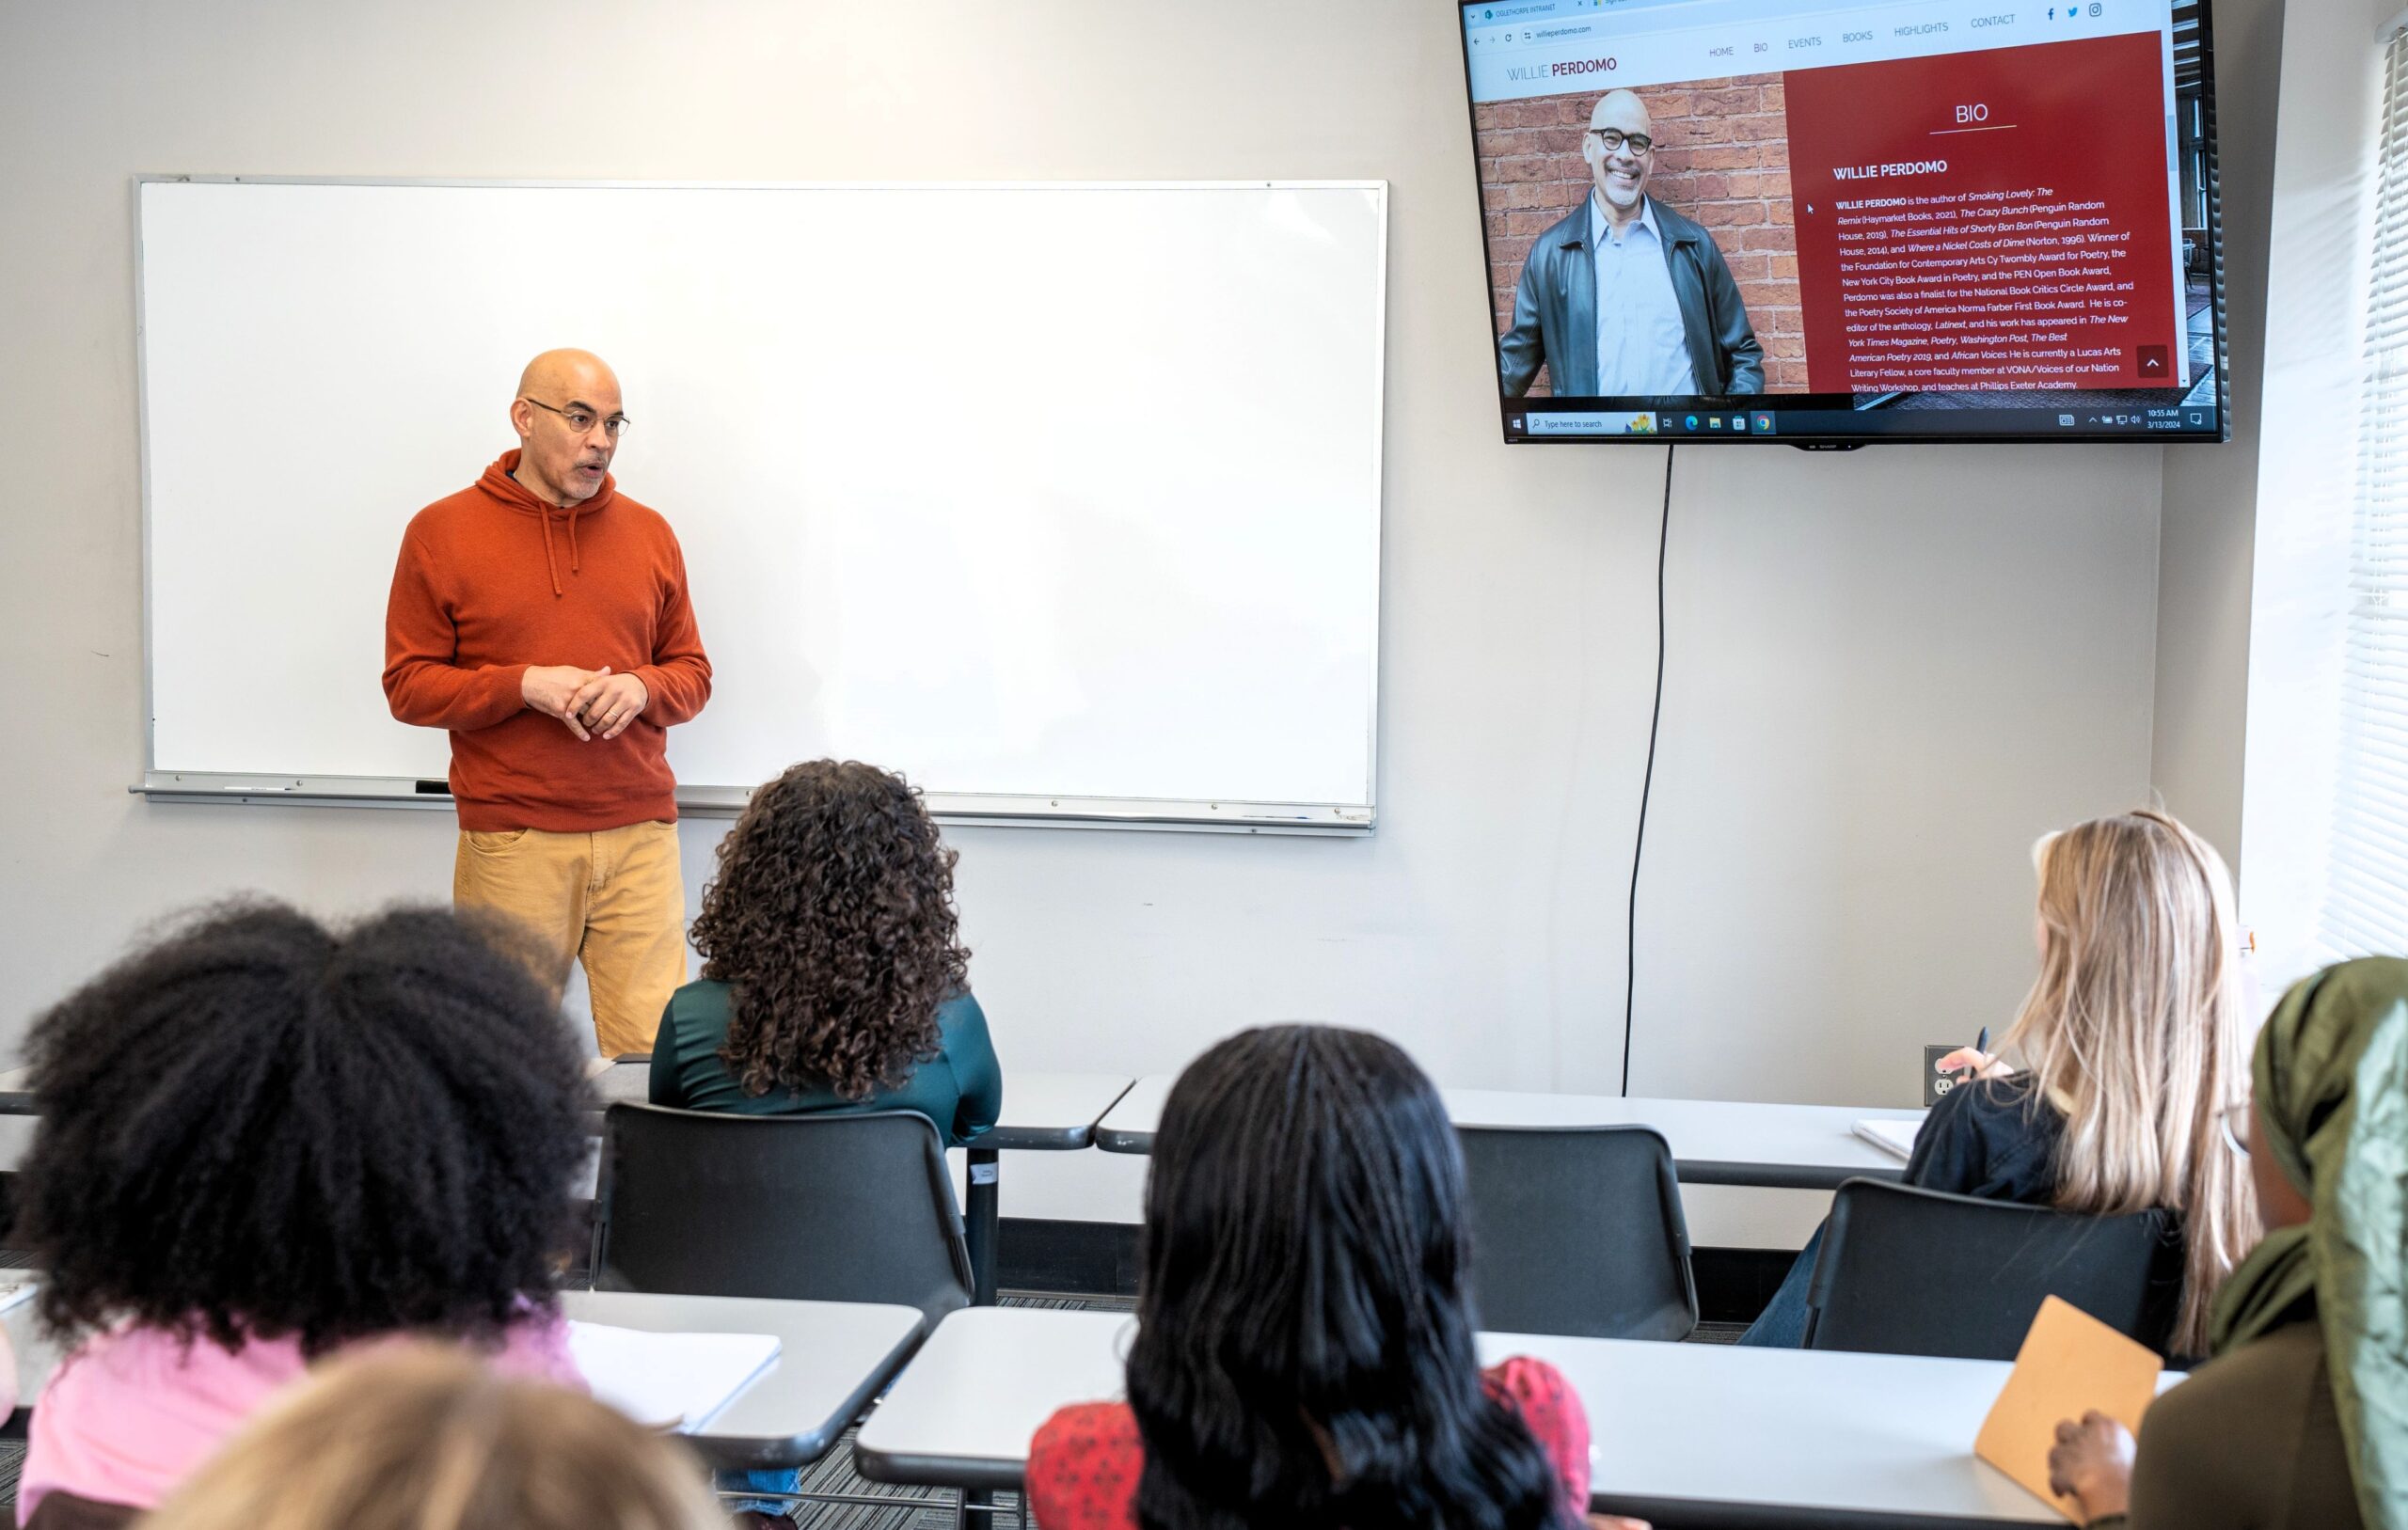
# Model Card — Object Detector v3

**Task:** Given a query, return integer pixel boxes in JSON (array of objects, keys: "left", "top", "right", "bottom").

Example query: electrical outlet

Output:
[{"left": 1924, "top": 1044, "right": 1968, "bottom": 1107}]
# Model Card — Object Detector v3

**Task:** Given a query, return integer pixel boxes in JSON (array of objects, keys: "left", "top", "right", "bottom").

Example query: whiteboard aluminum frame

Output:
[
  {"left": 132, "top": 774, "right": 1372, "bottom": 836},
  {"left": 130, "top": 174, "right": 1386, "bottom": 835}
]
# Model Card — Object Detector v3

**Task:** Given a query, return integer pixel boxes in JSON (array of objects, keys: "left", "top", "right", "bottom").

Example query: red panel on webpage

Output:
[{"left": 1782, "top": 33, "right": 2178, "bottom": 394}]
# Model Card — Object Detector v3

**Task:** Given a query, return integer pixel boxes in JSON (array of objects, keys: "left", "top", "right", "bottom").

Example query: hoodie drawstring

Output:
[
  {"left": 567, "top": 503, "right": 581, "bottom": 576},
  {"left": 539, "top": 511, "right": 562, "bottom": 598}
]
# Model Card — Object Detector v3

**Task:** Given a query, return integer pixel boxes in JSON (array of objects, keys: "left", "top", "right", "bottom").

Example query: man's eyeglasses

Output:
[
  {"left": 1590, "top": 129, "right": 1655, "bottom": 155},
  {"left": 522, "top": 397, "right": 631, "bottom": 439}
]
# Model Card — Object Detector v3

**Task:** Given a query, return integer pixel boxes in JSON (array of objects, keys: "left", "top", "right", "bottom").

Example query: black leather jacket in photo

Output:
[{"left": 1497, "top": 196, "right": 1766, "bottom": 398}]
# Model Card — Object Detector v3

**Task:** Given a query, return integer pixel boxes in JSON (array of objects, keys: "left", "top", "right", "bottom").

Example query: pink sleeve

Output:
[
  {"left": 494, "top": 1311, "right": 587, "bottom": 1393},
  {"left": 1484, "top": 1356, "right": 1592, "bottom": 1512}
]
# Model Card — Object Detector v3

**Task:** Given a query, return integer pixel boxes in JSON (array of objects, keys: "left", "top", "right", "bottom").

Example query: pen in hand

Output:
[{"left": 1937, "top": 1027, "right": 1993, "bottom": 1088}]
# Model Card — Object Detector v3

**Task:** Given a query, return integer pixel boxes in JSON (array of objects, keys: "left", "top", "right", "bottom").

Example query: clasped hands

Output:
[{"left": 521, "top": 665, "right": 647, "bottom": 741}]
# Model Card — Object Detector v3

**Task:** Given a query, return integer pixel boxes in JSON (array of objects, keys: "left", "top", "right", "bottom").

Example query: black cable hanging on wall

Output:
[{"left": 1623, "top": 442, "right": 1673, "bottom": 1097}]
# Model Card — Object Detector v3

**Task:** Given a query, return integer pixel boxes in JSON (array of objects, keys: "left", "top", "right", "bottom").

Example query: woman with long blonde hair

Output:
[{"left": 1744, "top": 810, "right": 2256, "bottom": 1358}]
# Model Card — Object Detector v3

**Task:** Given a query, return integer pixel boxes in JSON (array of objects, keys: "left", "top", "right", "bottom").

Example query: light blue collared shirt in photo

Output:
[{"left": 1590, "top": 193, "right": 1698, "bottom": 396}]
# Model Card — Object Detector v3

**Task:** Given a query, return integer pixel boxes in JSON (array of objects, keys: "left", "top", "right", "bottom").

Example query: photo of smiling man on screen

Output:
[{"left": 1498, "top": 88, "right": 1765, "bottom": 399}]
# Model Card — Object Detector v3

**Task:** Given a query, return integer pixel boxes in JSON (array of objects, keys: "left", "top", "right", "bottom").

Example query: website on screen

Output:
[{"left": 1461, "top": 0, "right": 2219, "bottom": 439}]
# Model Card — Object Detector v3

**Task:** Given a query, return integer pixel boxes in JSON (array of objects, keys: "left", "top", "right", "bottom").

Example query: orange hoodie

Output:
[{"left": 383, "top": 450, "right": 712, "bottom": 832}]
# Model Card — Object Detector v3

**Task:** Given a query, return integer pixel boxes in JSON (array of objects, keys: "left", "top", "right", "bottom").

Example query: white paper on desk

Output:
[
  {"left": 1852, "top": 1117, "right": 1924, "bottom": 1161},
  {"left": 568, "top": 1322, "right": 780, "bottom": 1432}
]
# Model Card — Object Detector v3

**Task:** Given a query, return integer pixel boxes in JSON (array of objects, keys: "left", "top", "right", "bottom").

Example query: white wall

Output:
[
  {"left": 2152, "top": 0, "right": 2285, "bottom": 868},
  {"left": 0, "top": 0, "right": 2171, "bottom": 1238}
]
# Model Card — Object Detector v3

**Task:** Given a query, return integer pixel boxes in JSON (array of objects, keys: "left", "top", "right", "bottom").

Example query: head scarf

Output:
[{"left": 2208, "top": 956, "right": 2408, "bottom": 1530}]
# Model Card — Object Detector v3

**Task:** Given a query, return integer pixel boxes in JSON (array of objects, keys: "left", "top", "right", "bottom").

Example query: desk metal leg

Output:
[{"left": 965, "top": 1146, "right": 1000, "bottom": 1306}]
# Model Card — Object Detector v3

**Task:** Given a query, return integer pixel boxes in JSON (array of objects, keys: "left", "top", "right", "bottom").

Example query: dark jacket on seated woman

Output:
[
  {"left": 1741, "top": 1073, "right": 2074, "bottom": 1347},
  {"left": 650, "top": 982, "right": 1000, "bottom": 1147}
]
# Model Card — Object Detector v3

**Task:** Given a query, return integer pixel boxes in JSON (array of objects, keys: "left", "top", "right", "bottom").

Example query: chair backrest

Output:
[
  {"left": 595, "top": 1104, "right": 973, "bottom": 1323},
  {"left": 1804, "top": 1177, "right": 2182, "bottom": 1361},
  {"left": 1455, "top": 1125, "right": 1698, "bottom": 1341}
]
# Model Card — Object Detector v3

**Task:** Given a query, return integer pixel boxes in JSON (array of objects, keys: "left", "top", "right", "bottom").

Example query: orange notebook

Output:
[{"left": 1973, "top": 1296, "right": 2166, "bottom": 1522}]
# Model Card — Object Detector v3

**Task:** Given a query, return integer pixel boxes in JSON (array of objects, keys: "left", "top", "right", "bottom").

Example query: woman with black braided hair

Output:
[
  {"left": 1026, "top": 1024, "right": 1647, "bottom": 1530},
  {"left": 13, "top": 901, "right": 594, "bottom": 1530},
  {"left": 650, "top": 758, "right": 1000, "bottom": 1147}
]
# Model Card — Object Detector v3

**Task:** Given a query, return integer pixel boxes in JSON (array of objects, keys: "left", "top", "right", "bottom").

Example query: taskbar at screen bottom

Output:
[{"left": 1505, "top": 401, "right": 2223, "bottom": 444}]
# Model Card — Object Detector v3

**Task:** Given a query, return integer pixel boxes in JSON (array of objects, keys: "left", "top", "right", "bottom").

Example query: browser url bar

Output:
[{"left": 1474, "top": 18, "right": 1608, "bottom": 50}]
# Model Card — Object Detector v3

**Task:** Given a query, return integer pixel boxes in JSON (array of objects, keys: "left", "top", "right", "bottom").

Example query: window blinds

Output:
[{"left": 2322, "top": 33, "right": 2408, "bottom": 956}]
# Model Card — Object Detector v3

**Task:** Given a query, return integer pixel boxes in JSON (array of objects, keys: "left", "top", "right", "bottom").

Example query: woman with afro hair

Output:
[
  {"left": 14, "top": 901, "right": 594, "bottom": 1529},
  {"left": 651, "top": 758, "right": 1000, "bottom": 1146}
]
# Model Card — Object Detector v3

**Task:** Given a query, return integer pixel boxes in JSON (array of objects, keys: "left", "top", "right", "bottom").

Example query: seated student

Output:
[
  {"left": 1025, "top": 1024, "right": 1648, "bottom": 1530},
  {"left": 2046, "top": 957, "right": 2408, "bottom": 1530},
  {"left": 651, "top": 759, "right": 997, "bottom": 1526},
  {"left": 1743, "top": 810, "right": 2256, "bottom": 1360},
  {"left": 13, "top": 903, "right": 593, "bottom": 1530},
  {"left": 143, "top": 1345, "right": 726, "bottom": 1530},
  {"left": 651, "top": 758, "right": 1000, "bottom": 1147}
]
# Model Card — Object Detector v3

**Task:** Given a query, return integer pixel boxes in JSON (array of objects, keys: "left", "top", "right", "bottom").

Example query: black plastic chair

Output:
[
  {"left": 594, "top": 1103, "right": 973, "bottom": 1324},
  {"left": 1456, "top": 1125, "right": 1699, "bottom": 1341},
  {"left": 1803, "top": 1177, "right": 2182, "bottom": 1361}
]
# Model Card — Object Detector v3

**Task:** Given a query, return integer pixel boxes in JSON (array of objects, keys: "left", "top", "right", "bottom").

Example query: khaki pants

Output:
[{"left": 453, "top": 820, "right": 689, "bottom": 1059}]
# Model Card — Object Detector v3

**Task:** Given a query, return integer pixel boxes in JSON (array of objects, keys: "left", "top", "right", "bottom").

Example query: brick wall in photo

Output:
[{"left": 1473, "top": 75, "right": 1807, "bottom": 395}]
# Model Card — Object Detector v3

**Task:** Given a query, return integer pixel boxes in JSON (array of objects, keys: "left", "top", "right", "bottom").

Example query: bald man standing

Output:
[
  {"left": 1499, "top": 88, "right": 1764, "bottom": 398},
  {"left": 384, "top": 350, "right": 711, "bottom": 1056}
]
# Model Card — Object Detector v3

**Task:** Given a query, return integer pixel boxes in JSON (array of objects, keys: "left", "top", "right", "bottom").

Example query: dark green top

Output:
[
  {"left": 648, "top": 980, "right": 1002, "bottom": 1149},
  {"left": 2093, "top": 1317, "right": 2360, "bottom": 1530}
]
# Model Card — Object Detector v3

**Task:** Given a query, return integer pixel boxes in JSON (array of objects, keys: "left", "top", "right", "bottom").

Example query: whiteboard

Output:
[{"left": 136, "top": 178, "right": 1385, "bottom": 828}]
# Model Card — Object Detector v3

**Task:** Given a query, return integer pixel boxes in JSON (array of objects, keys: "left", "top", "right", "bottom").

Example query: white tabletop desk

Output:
[
  {"left": 589, "top": 1066, "right": 1134, "bottom": 1303},
  {"left": 1094, "top": 1075, "right": 1924, "bottom": 1191},
  {"left": 3, "top": 1282, "right": 56, "bottom": 1426},
  {"left": 562, "top": 1290, "right": 925, "bottom": 1471},
  {"left": 853, "top": 1306, "right": 2174, "bottom": 1527}
]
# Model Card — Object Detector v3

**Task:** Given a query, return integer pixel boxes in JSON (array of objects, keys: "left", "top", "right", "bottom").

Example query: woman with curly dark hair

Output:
[
  {"left": 650, "top": 758, "right": 1000, "bottom": 1147},
  {"left": 14, "top": 901, "right": 593, "bottom": 1530},
  {"left": 1026, "top": 1025, "right": 1644, "bottom": 1530}
]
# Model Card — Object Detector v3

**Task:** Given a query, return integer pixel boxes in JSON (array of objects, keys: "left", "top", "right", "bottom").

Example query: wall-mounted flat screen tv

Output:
[{"left": 1458, "top": 0, "right": 2226, "bottom": 446}]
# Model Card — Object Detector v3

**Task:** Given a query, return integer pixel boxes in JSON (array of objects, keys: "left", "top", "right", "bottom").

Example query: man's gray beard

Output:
[{"left": 1601, "top": 179, "right": 1643, "bottom": 211}]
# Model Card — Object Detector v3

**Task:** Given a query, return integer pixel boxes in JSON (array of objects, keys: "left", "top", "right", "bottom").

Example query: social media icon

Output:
[{"left": 2088, "top": 2, "right": 2101, "bottom": 14}]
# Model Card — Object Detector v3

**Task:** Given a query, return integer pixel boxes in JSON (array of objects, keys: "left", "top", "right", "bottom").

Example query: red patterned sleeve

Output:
[
  {"left": 1483, "top": 1356, "right": 1592, "bottom": 1513},
  {"left": 1026, "top": 1402, "right": 1148, "bottom": 1530}
]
